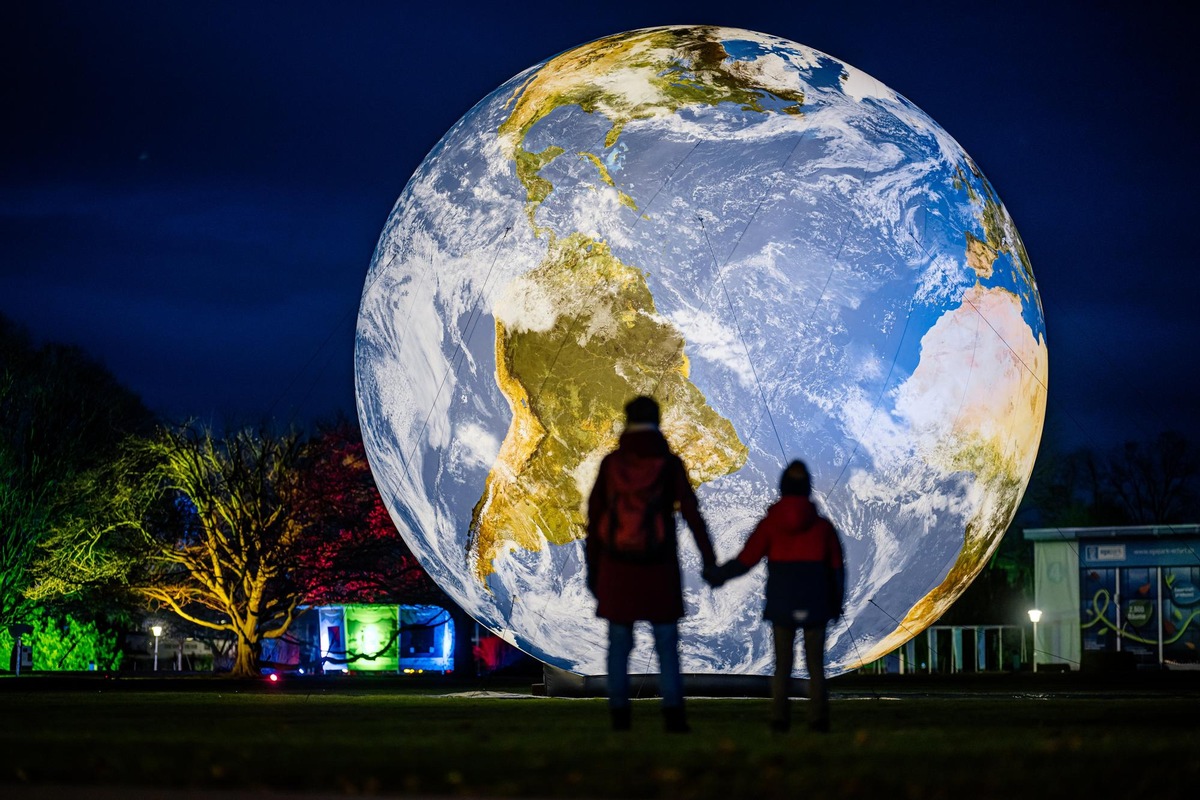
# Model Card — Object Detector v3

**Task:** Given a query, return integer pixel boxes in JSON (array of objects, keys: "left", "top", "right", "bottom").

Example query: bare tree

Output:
[
  {"left": 1105, "top": 431, "right": 1198, "bottom": 524},
  {"left": 125, "top": 424, "right": 309, "bottom": 677}
]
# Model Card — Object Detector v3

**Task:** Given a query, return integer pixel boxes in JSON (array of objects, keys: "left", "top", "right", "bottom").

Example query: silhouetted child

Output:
[{"left": 705, "top": 460, "right": 844, "bottom": 732}]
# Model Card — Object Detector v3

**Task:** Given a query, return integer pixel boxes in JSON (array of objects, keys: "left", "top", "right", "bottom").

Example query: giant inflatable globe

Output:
[{"left": 355, "top": 25, "right": 1047, "bottom": 676}]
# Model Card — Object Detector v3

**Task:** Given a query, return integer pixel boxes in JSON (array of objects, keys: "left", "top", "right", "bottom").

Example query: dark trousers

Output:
[
  {"left": 771, "top": 623, "right": 828, "bottom": 727},
  {"left": 607, "top": 622, "right": 683, "bottom": 709}
]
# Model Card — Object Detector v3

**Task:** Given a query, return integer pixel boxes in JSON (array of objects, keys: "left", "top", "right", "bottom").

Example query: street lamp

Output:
[
  {"left": 151, "top": 625, "right": 162, "bottom": 671},
  {"left": 1027, "top": 609, "right": 1042, "bottom": 673}
]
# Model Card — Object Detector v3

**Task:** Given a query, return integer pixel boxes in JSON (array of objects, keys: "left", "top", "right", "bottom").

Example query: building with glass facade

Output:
[{"left": 1025, "top": 525, "right": 1200, "bottom": 670}]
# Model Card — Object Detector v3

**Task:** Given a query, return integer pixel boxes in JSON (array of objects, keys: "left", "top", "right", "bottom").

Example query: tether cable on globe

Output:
[
  {"left": 865, "top": 596, "right": 925, "bottom": 644},
  {"left": 697, "top": 132, "right": 809, "bottom": 304},
  {"left": 741, "top": 206, "right": 855, "bottom": 461},
  {"left": 697, "top": 214, "right": 788, "bottom": 465},
  {"left": 823, "top": 292, "right": 917, "bottom": 500},
  {"left": 819, "top": 210, "right": 985, "bottom": 654},
  {"left": 838, "top": 617, "right": 880, "bottom": 698},
  {"left": 379, "top": 234, "right": 440, "bottom": 378},
  {"left": 399, "top": 224, "right": 512, "bottom": 483},
  {"left": 674, "top": 133, "right": 811, "bottom": 466}
]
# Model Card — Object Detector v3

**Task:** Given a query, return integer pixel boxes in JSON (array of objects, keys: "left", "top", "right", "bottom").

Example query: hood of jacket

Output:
[
  {"left": 616, "top": 427, "right": 671, "bottom": 458},
  {"left": 773, "top": 494, "right": 820, "bottom": 533}
]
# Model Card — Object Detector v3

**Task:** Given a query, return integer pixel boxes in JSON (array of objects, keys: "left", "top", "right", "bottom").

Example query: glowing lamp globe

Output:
[{"left": 354, "top": 26, "right": 1047, "bottom": 676}]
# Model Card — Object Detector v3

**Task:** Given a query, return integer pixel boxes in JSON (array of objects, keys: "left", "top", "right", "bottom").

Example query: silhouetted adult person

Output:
[
  {"left": 586, "top": 395, "right": 716, "bottom": 733},
  {"left": 705, "top": 460, "right": 845, "bottom": 732}
]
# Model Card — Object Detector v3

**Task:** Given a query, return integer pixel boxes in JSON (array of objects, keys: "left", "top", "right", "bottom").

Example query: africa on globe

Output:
[{"left": 354, "top": 25, "right": 1047, "bottom": 676}]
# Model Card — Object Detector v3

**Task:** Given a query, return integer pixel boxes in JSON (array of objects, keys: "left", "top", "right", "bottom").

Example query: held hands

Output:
[
  {"left": 702, "top": 563, "right": 728, "bottom": 588},
  {"left": 704, "top": 559, "right": 749, "bottom": 588}
]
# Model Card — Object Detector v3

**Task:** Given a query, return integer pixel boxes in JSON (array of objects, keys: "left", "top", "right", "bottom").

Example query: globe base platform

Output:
[{"left": 537, "top": 664, "right": 810, "bottom": 698}]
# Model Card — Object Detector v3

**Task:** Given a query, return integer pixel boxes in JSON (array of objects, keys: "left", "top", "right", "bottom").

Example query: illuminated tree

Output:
[
  {"left": 293, "top": 422, "right": 441, "bottom": 606},
  {"left": 30, "top": 410, "right": 476, "bottom": 677},
  {"left": 0, "top": 314, "right": 152, "bottom": 628},
  {"left": 0, "top": 607, "right": 123, "bottom": 671},
  {"left": 293, "top": 422, "right": 480, "bottom": 677},
  {"left": 118, "top": 424, "right": 310, "bottom": 677},
  {"left": 0, "top": 448, "right": 44, "bottom": 629}
]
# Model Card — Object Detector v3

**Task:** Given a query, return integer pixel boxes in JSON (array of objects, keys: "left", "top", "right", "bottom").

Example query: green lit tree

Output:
[
  {"left": 0, "top": 607, "right": 123, "bottom": 671},
  {"left": 0, "top": 447, "right": 45, "bottom": 630},
  {"left": 0, "top": 314, "right": 152, "bottom": 628}
]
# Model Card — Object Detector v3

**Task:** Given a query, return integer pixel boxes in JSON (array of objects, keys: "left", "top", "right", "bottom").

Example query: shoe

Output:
[
  {"left": 611, "top": 706, "right": 632, "bottom": 731},
  {"left": 663, "top": 706, "right": 690, "bottom": 734}
]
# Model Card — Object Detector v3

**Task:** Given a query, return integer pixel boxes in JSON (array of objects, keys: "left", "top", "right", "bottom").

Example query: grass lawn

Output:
[{"left": 1, "top": 674, "right": 1197, "bottom": 798}]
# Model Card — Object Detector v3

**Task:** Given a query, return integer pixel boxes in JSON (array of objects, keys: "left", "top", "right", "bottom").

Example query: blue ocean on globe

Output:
[{"left": 355, "top": 25, "right": 1047, "bottom": 676}]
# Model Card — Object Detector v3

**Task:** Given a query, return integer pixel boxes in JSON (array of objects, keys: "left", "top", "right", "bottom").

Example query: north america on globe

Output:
[{"left": 355, "top": 25, "right": 1048, "bottom": 676}]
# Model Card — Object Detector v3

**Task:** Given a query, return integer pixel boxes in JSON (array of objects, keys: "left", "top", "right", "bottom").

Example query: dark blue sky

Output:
[{"left": 2, "top": 1, "right": 1195, "bottom": 455}]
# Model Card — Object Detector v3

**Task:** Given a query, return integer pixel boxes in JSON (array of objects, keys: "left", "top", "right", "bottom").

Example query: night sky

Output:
[{"left": 3, "top": 1, "right": 1195, "bottom": 456}]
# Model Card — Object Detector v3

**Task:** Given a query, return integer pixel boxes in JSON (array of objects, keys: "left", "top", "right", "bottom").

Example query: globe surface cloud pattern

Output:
[{"left": 355, "top": 25, "right": 1048, "bottom": 676}]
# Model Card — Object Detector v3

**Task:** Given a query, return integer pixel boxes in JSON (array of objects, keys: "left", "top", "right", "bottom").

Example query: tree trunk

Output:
[{"left": 230, "top": 633, "right": 257, "bottom": 677}]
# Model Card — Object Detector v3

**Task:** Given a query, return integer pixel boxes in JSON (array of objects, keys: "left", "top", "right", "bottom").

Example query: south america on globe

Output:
[{"left": 354, "top": 25, "right": 1048, "bottom": 676}]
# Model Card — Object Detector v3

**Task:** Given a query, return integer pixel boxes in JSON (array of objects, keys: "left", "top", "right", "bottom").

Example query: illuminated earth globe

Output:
[{"left": 355, "top": 25, "right": 1047, "bottom": 677}]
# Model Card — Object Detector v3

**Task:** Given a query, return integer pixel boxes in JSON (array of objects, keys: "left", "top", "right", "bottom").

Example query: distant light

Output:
[
  {"left": 151, "top": 625, "right": 162, "bottom": 637},
  {"left": 1027, "top": 609, "right": 1042, "bottom": 623},
  {"left": 268, "top": 673, "right": 279, "bottom": 683}
]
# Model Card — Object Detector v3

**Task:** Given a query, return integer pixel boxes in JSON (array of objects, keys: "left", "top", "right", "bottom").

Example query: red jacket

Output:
[
  {"left": 586, "top": 428, "right": 715, "bottom": 623},
  {"left": 720, "top": 494, "right": 845, "bottom": 627}
]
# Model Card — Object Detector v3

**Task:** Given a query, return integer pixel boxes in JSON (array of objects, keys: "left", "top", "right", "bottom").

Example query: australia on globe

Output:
[{"left": 354, "top": 25, "right": 1048, "bottom": 677}]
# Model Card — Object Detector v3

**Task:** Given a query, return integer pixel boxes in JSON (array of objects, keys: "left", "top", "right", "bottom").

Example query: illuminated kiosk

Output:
[
  {"left": 1024, "top": 525, "right": 1200, "bottom": 671},
  {"left": 261, "top": 604, "right": 454, "bottom": 675}
]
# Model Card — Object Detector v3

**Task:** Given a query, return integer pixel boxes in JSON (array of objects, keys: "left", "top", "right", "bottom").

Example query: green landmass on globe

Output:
[
  {"left": 468, "top": 231, "right": 747, "bottom": 582},
  {"left": 498, "top": 26, "right": 806, "bottom": 167},
  {"left": 469, "top": 26, "right": 800, "bottom": 581}
]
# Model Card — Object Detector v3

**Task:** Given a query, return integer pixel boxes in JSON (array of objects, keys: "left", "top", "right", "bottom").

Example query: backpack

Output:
[{"left": 597, "top": 455, "right": 672, "bottom": 561}]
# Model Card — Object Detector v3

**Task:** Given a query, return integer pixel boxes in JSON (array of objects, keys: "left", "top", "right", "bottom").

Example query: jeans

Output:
[
  {"left": 607, "top": 622, "right": 683, "bottom": 709},
  {"left": 772, "top": 623, "right": 828, "bottom": 726}
]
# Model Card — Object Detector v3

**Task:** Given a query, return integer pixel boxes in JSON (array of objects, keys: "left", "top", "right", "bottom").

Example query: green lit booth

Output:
[{"left": 260, "top": 604, "right": 453, "bottom": 675}]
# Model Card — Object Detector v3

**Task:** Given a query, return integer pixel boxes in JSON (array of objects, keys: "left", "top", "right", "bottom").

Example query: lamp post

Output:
[
  {"left": 8, "top": 624, "right": 32, "bottom": 677},
  {"left": 1027, "top": 609, "right": 1042, "bottom": 673},
  {"left": 151, "top": 625, "right": 162, "bottom": 671}
]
